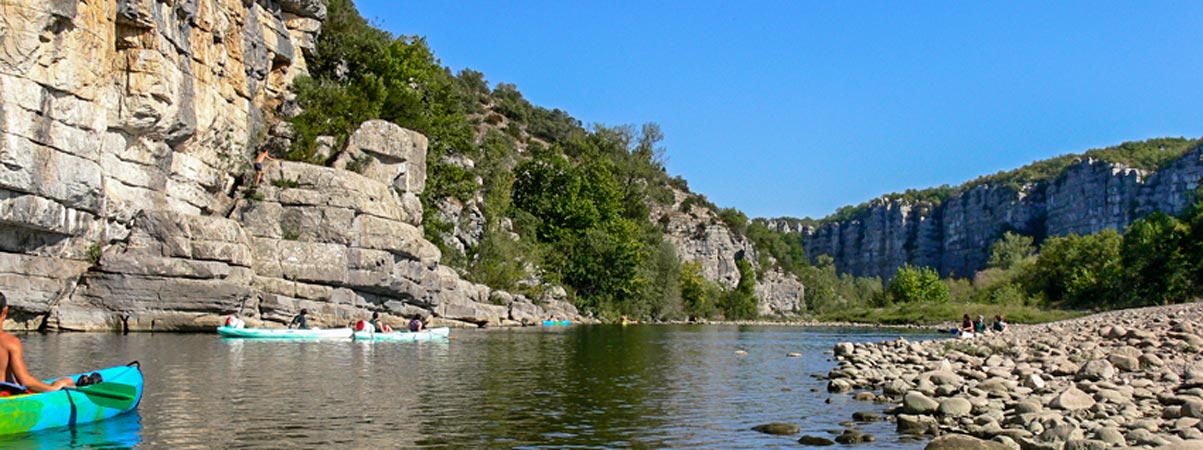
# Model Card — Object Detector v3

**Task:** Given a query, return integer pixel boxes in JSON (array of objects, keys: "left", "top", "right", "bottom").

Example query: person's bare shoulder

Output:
[{"left": 0, "top": 332, "right": 21, "bottom": 350}]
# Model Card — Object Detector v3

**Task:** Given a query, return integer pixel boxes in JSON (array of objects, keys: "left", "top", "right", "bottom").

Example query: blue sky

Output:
[{"left": 357, "top": 1, "right": 1203, "bottom": 219}]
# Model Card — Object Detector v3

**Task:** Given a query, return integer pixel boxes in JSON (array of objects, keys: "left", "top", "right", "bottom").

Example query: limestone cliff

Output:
[
  {"left": 0, "top": 0, "right": 576, "bottom": 331},
  {"left": 653, "top": 188, "right": 805, "bottom": 316},
  {"left": 794, "top": 146, "right": 1203, "bottom": 279}
]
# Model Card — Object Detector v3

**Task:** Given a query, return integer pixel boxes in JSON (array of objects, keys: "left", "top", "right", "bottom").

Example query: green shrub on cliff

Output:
[
  {"left": 286, "top": 0, "right": 702, "bottom": 320},
  {"left": 719, "top": 258, "right": 759, "bottom": 320},
  {"left": 986, "top": 232, "right": 1036, "bottom": 270}
]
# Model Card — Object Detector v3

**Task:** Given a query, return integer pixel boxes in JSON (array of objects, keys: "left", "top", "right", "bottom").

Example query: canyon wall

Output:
[
  {"left": 0, "top": 0, "right": 576, "bottom": 331},
  {"left": 654, "top": 189, "right": 806, "bottom": 316},
  {"left": 793, "top": 148, "right": 1203, "bottom": 279}
]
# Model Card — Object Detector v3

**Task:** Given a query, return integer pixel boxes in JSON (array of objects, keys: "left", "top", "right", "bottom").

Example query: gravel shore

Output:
[{"left": 824, "top": 302, "right": 1203, "bottom": 449}]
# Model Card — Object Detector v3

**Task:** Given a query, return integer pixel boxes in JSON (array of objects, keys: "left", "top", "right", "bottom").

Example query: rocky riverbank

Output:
[{"left": 824, "top": 302, "right": 1203, "bottom": 449}]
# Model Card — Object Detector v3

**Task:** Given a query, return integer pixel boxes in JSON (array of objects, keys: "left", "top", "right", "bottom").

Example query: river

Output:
[{"left": 3, "top": 325, "right": 936, "bottom": 449}]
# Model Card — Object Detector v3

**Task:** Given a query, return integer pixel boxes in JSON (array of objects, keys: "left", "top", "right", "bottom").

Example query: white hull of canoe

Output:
[
  {"left": 217, "top": 326, "right": 353, "bottom": 339},
  {"left": 352, "top": 327, "right": 451, "bottom": 342}
]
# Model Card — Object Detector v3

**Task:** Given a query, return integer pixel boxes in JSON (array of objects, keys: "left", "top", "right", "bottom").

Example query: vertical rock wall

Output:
[
  {"left": 801, "top": 147, "right": 1203, "bottom": 279},
  {"left": 653, "top": 189, "right": 806, "bottom": 316},
  {"left": 0, "top": 1, "right": 575, "bottom": 330}
]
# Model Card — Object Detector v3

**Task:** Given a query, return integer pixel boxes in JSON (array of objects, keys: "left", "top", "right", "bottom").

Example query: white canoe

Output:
[
  {"left": 352, "top": 327, "right": 451, "bottom": 342},
  {"left": 217, "top": 326, "right": 353, "bottom": 339}
]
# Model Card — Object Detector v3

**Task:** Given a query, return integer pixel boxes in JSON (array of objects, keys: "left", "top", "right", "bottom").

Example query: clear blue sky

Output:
[{"left": 357, "top": 1, "right": 1203, "bottom": 219}]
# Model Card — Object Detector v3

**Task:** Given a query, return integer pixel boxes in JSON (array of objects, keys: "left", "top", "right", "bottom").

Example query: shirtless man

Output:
[
  {"left": 253, "top": 149, "right": 275, "bottom": 185},
  {"left": 0, "top": 292, "right": 74, "bottom": 393}
]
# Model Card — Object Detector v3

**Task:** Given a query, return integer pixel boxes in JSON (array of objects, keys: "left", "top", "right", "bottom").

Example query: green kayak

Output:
[
  {"left": 352, "top": 327, "right": 451, "bottom": 342},
  {"left": 0, "top": 362, "right": 144, "bottom": 436},
  {"left": 216, "top": 326, "right": 352, "bottom": 339}
]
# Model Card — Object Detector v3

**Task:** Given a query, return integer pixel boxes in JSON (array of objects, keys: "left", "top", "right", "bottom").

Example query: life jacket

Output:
[
  {"left": 355, "top": 320, "right": 375, "bottom": 333},
  {"left": 409, "top": 319, "right": 422, "bottom": 332}
]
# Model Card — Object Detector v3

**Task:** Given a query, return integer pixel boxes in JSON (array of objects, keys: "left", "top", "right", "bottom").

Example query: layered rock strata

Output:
[
  {"left": 797, "top": 148, "right": 1203, "bottom": 278},
  {"left": 0, "top": 1, "right": 576, "bottom": 330},
  {"left": 654, "top": 188, "right": 806, "bottom": 316},
  {"left": 825, "top": 303, "right": 1203, "bottom": 449}
]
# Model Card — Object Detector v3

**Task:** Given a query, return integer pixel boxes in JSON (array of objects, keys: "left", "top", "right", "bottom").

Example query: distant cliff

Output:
[{"left": 782, "top": 142, "right": 1203, "bottom": 279}]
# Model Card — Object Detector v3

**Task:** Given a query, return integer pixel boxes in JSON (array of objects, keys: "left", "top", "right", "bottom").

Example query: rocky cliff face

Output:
[
  {"left": 797, "top": 147, "right": 1203, "bottom": 279},
  {"left": 0, "top": 0, "right": 576, "bottom": 330},
  {"left": 654, "top": 189, "right": 805, "bottom": 316}
]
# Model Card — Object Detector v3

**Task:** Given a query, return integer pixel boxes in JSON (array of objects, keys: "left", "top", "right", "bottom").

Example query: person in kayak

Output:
[
  {"left": 369, "top": 312, "right": 391, "bottom": 332},
  {"left": 409, "top": 316, "right": 424, "bottom": 332},
  {"left": 288, "top": 309, "right": 311, "bottom": 329},
  {"left": 354, "top": 318, "right": 375, "bottom": 334},
  {"left": 0, "top": 292, "right": 75, "bottom": 393}
]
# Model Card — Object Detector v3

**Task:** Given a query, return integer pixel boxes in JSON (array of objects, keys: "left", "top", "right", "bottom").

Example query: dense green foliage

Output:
[
  {"left": 287, "top": 0, "right": 745, "bottom": 321},
  {"left": 719, "top": 258, "right": 759, "bottom": 320},
  {"left": 986, "top": 232, "right": 1035, "bottom": 270},
  {"left": 888, "top": 265, "right": 950, "bottom": 304}
]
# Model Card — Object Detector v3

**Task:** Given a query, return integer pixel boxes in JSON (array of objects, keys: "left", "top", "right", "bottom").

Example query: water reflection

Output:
[
  {"left": 12, "top": 326, "right": 935, "bottom": 449},
  {"left": 0, "top": 410, "right": 141, "bottom": 450}
]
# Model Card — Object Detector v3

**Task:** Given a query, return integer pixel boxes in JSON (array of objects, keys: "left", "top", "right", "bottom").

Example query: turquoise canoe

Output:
[
  {"left": 0, "top": 362, "right": 144, "bottom": 436},
  {"left": 217, "top": 326, "right": 352, "bottom": 339},
  {"left": 352, "top": 327, "right": 451, "bottom": 342},
  {"left": 542, "top": 320, "right": 571, "bottom": 326}
]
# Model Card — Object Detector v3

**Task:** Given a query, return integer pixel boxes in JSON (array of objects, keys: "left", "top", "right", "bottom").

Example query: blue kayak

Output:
[
  {"left": 0, "top": 362, "right": 144, "bottom": 435},
  {"left": 542, "top": 320, "right": 571, "bottom": 326}
]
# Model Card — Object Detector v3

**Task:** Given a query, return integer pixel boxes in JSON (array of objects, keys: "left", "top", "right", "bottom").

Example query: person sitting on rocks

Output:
[
  {"left": 288, "top": 309, "right": 311, "bottom": 329},
  {"left": 959, "top": 314, "right": 974, "bottom": 334},
  {"left": 992, "top": 314, "right": 1009, "bottom": 333},
  {"left": 973, "top": 315, "right": 987, "bottom": 334},
  {"left": 0, "top": 291, "right": 76, "bottom": 394}
]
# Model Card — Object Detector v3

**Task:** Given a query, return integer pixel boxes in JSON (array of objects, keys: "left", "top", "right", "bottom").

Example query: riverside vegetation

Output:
[{"left": 285, "top": 0, "right": 1200, "bottom": 325}]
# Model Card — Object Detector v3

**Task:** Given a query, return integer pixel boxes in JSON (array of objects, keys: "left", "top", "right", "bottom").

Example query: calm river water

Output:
[{"left": 3, "top": 325, "right": 936, "bottom": 449}]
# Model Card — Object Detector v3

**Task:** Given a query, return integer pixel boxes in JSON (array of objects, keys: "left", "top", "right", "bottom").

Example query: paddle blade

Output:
[{"left": 75, "top": 382, "right": 138, "bottom": 409}]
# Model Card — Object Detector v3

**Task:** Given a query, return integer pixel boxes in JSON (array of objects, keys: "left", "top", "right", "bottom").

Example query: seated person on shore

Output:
[
  {"left": 992, "top": 315, "right": 1009, "bottom": 333},
  {"left": 409, "top": 317, "right": 424, "bottom": 332},
  {"left": 288, "top": 309, "right": 311, "bottom": 329},
  {"left": 973, "top": 315, "right": 987, "bottom": 334},
  {"left": 959, "top": 314, "right": 974, "bottom": 334},
  {"left": 0, "top": 292, "right": 75, "bottom": 394}
]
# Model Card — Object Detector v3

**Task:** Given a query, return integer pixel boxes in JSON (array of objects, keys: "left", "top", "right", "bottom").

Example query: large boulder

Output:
[
  {"left": 751, "top": 423, "right": 800, "bottom": 435},
  {"left": 904, "top": 391, "right": 941, "bottom": 414},
  {"left": 925, "top": 434, "right": 1013, "bottom": 450},
  {"left": 336, "top": 120, "right": 428, "bottom": 195},
  {"left": 1050, "top": 386, "right": 1096, "bottom": 411},
  {"left": 898, "top": 414, "right": 939, "bottom": 435},
  {"left": 1076, "top": 359, "right": 1116, "bottom": 381}
]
